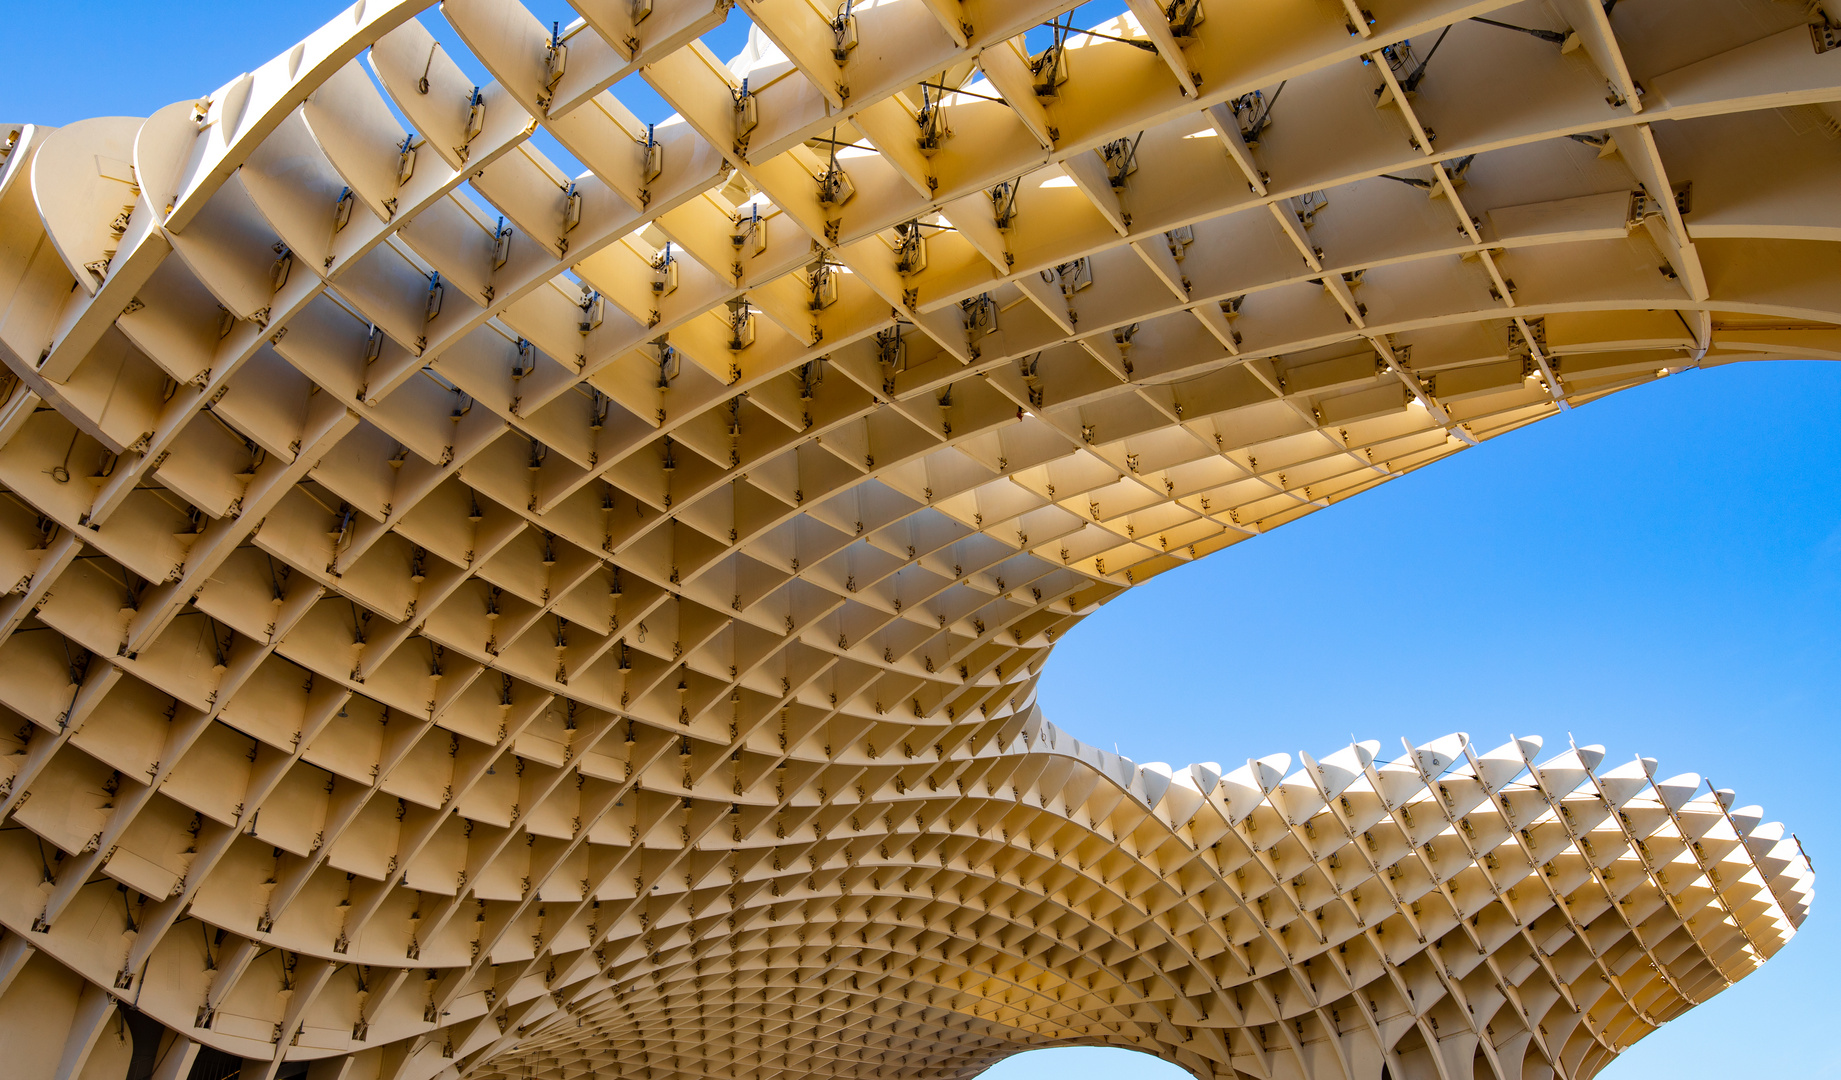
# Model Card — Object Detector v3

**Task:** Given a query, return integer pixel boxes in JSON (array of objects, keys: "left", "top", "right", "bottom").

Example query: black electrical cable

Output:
[
  {"left": 914, "top": 79, "right": 1007, "bottom": 103},
  {"left": 1400, "top": 25, "right": 1453, "bottom": 92},
  {"left": 1246, "top": 80, "right": 1287, "bottom": 136},
  {"left": 992, "top": 179, "right": 1020, "bottom": 224},
  {"left": 809, "top": 132, "right": 873, "bottom": 153},
  {"left": 1108, "top": 130, "right": 1146, "bottom": 183},
  {"left": 1052, "top": 26, "right": 1161, "bottom": 53},
  {"left": 1469, "top": 16, "right": 1569, "bottom": 45}
]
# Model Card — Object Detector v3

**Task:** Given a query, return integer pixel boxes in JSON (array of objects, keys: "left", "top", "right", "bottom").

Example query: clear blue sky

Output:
[{"left": 4, "top": 4, "right": 1835, "bottom": 1078}]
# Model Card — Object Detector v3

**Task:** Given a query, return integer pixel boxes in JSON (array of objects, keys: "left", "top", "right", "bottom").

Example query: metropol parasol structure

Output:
[{"left": 0, "top": 0, "right": 1823, "bottom": 1077}]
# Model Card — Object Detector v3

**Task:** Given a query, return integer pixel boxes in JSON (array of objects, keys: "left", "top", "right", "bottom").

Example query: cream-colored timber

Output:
[{"left": 0, "top": 0, "right": 1823, "bottom": 1078}]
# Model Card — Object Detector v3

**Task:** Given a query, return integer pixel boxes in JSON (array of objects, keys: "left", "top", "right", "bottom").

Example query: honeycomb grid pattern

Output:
[{"left": 0, "top": 0, "right": 1825, "bottom": 1077}]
